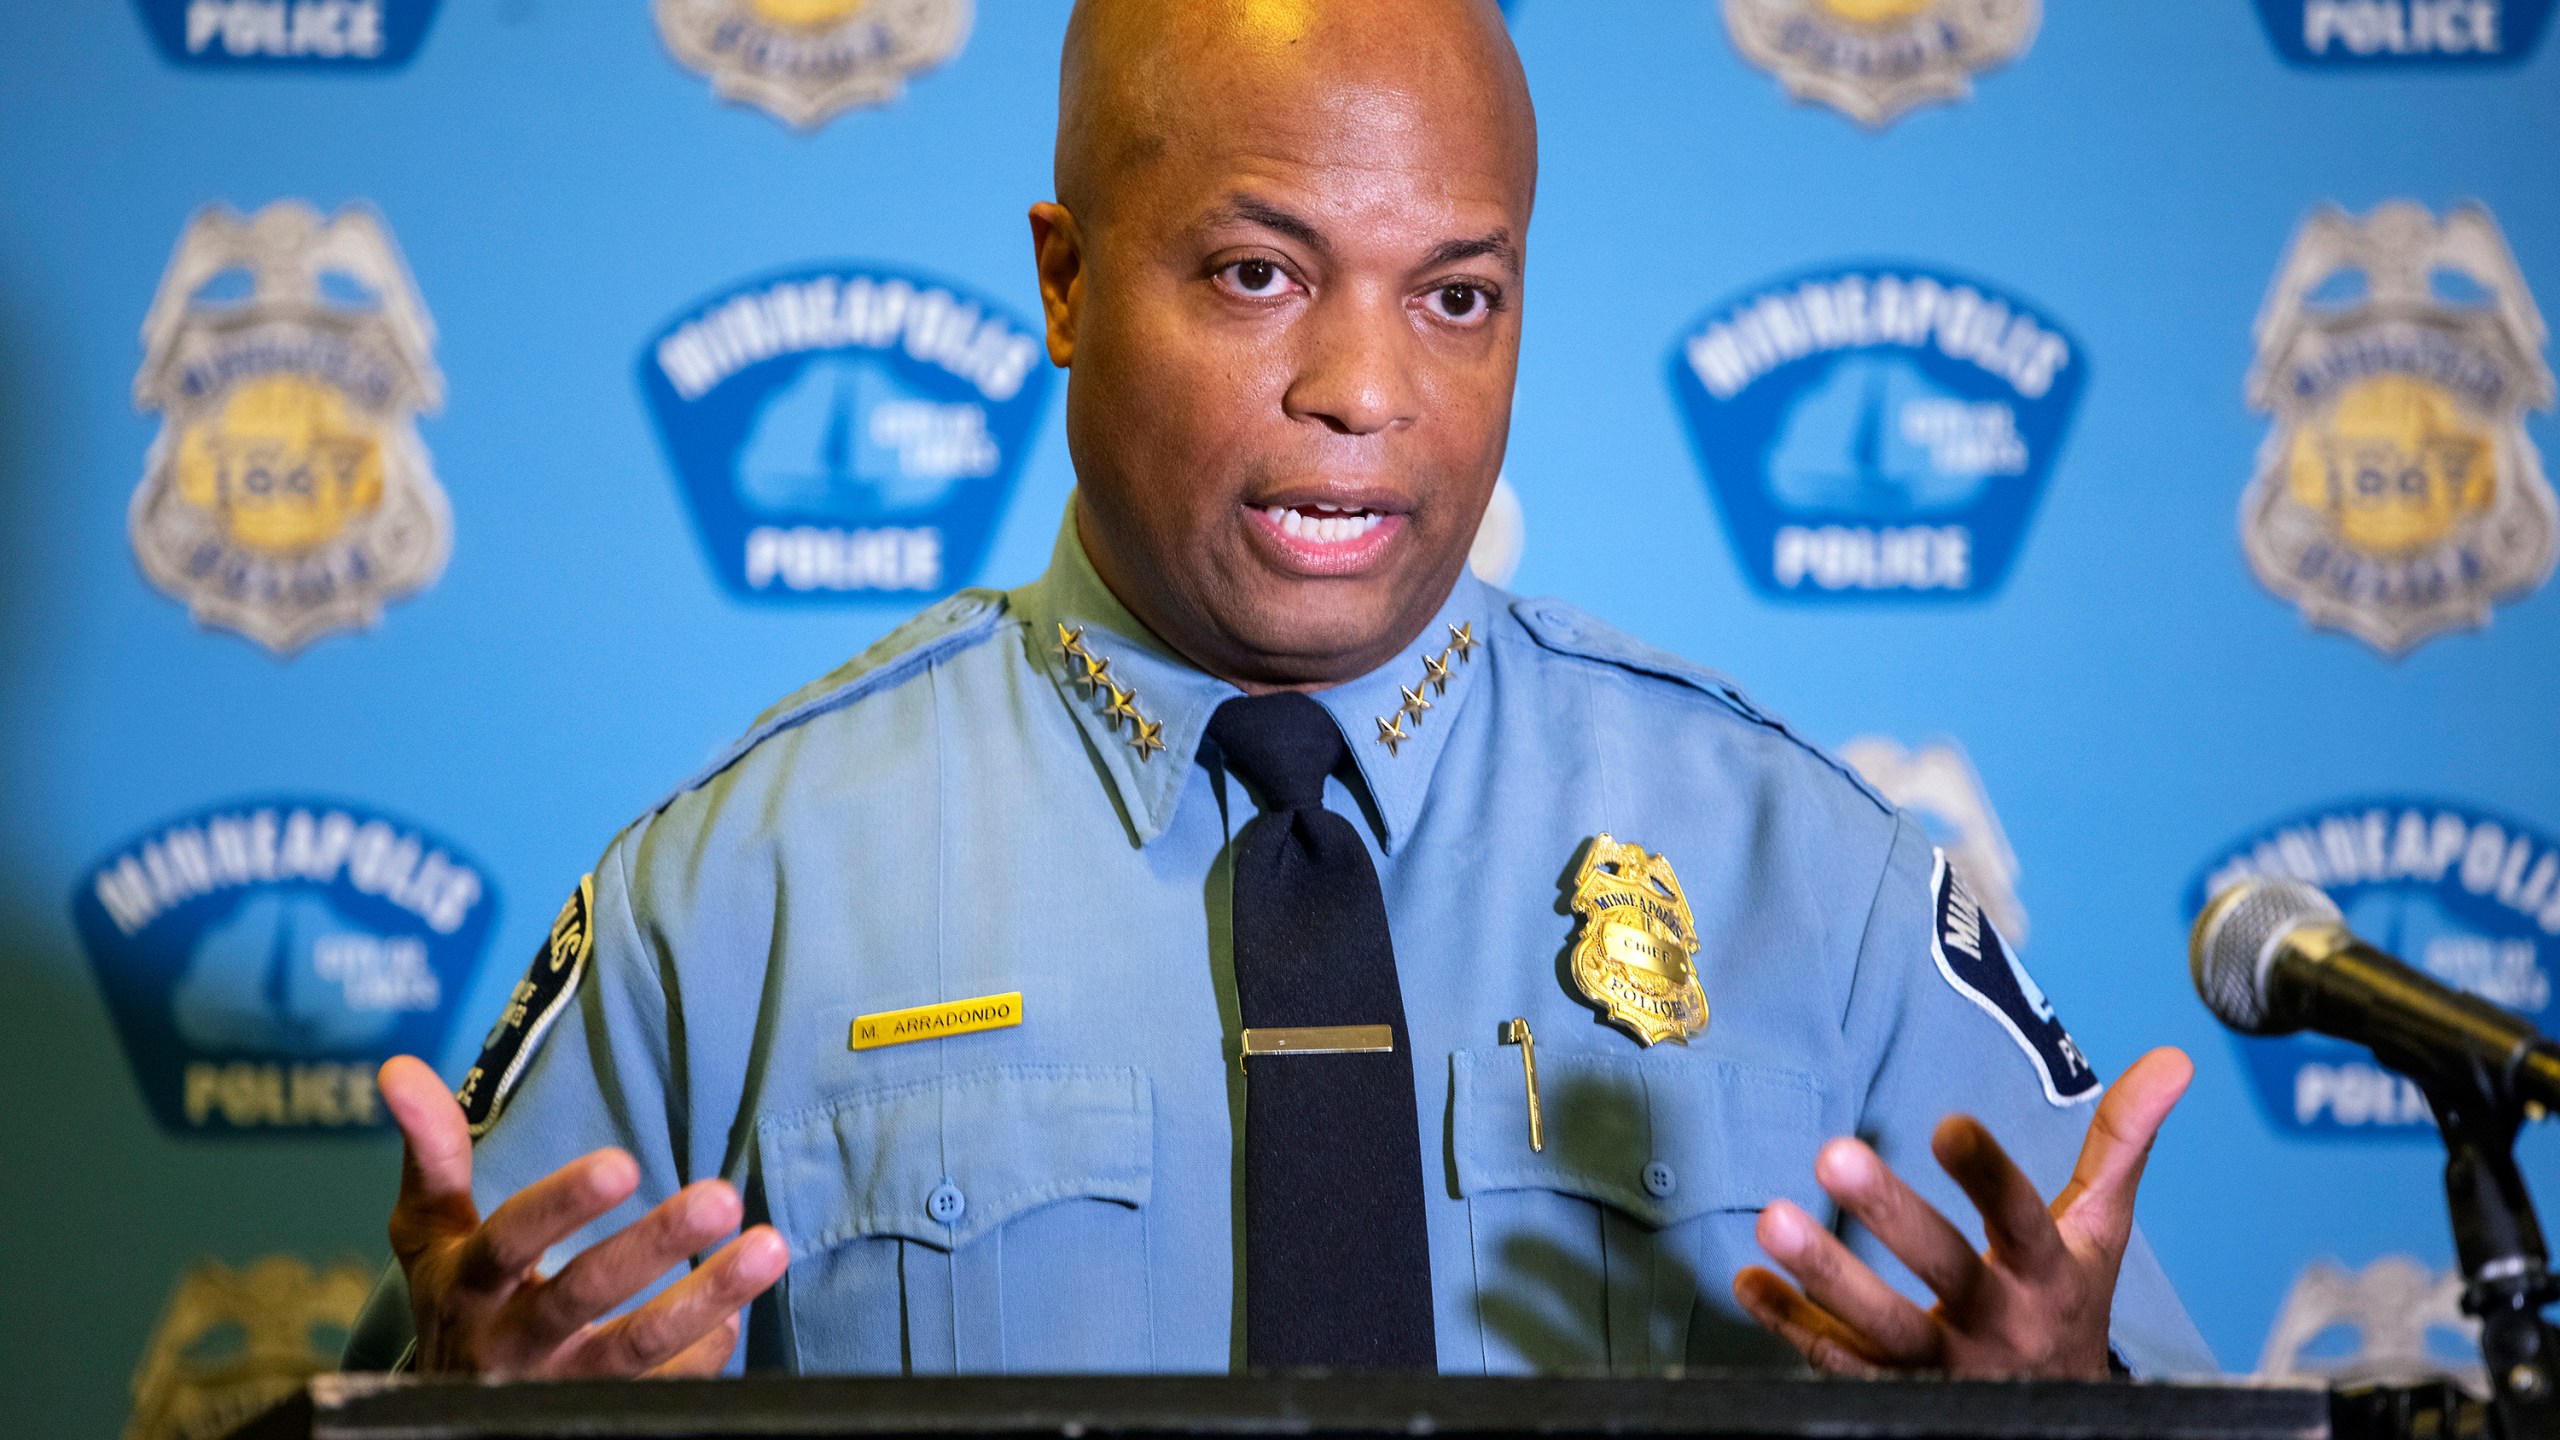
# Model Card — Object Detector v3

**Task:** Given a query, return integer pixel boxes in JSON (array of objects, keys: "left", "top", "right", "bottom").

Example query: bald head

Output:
[
  {"left": 1056, "top": 0, "right": 1536, "bottom": 235},
  {"left": 1029, "top": 0, "right": 1539, "bottom": 690}
]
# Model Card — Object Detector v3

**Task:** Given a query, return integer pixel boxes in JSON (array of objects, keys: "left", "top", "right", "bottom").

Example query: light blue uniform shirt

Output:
[{"left": 363, "top": 506, "right": 2214, "bottom": 1378}]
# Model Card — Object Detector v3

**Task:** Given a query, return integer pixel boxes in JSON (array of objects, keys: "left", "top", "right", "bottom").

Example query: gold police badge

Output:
[
  {"left": 123, "top": 1255, "right": 374, "bottom": 1440},
  {"left": 1723, "top": 0, "right": 2040, "bottom": 130},
  {"left": 2244, "top": 203, "right": 2556, "bottom": 657},
  {"left": 1568, "top": 835, "right": 1707, "bottom": 1046},
  {"left": 131, "top": 202, "right": 449, "bottom": 656},
  {"left": 656, "top": 0, "right": 972, "bottom": 131}
]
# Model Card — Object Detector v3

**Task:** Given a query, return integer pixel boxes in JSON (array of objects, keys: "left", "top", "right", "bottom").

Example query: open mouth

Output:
[
  {"left": 1247, "top": 501, "right": 1406, "bottom": 575},
  {"left": 1262, "top": 503, "right": 1389, "bottom": 542}
]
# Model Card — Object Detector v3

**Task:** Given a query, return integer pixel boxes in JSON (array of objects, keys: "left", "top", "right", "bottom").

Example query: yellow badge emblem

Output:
[
  {"left": 1568, "top": 835, "right": 1707, "bottom": 1046},
  {"left": 851, "top": 991, "right": 1022, "bottom": 1051}
]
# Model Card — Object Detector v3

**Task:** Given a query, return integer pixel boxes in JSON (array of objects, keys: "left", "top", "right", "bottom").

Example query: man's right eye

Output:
[{"left": 1220, "top": 259, "right": 1291, "bottom": 297}]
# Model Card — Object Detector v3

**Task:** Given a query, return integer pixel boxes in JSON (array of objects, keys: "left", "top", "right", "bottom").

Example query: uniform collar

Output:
[{"left": 1008, "top": 503, "right": 1490, "bottom": 856}]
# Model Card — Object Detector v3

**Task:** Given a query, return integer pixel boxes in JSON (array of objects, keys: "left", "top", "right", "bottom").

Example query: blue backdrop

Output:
[{"left": 3, "top": 3, "right": 2556, "bottom": 1432}]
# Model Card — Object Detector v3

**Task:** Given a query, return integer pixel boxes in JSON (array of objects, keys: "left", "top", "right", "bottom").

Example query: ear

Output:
[{"left": 1028, "top": 201, "right": 1085, "bottom": 368}]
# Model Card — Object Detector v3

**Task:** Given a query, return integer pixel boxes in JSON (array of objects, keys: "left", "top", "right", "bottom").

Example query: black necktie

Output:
[{"left": 1208, "top": 692, "right": 1436, "bottom": 1371}]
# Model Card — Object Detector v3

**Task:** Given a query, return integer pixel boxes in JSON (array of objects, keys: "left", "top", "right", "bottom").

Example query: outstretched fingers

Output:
[
  {"left": 550, "top": 1227, "right": 790, "bottom": 1378},
  {"left": 511, "top": 1180, "right": 749, "bottom": 1354},
  {"left": 1930, "top": 1117, "right": 2067, "bottom": 1280},
  {"left": 1732, "top": 1267, "right": 1889, "bottom": 1377},
  {"left": 1814, "top": 1136, "right": 1990, "bottom": 1308},
  {"left": 1751, "top": 1198, "right": 1943, "bottom": 1367},
  {"left": 383, "top": 1057, "right": 479, "bottom": 1258},
  {"left": 641, "top": 1314, "right": 742, "bottom": 1379},
  {"left": 2052, "top": 1047, "right": 2194, "bottom": 1253},
  {"left": 453, "top": 1149, "right": 642, "bottom": 1296}
]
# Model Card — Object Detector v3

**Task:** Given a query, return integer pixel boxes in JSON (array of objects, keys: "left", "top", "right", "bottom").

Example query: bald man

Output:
[{"left": 346, "top": 0, "right": 2216, "bottom": 1380}]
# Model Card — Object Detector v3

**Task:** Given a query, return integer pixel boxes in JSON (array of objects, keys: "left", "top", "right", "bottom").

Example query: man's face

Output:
[{"left": 1034, "top": 17, "right": 1532, "bottom": 689}]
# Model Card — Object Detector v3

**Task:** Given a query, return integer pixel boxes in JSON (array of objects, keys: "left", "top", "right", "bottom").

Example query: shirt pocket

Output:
[
  {"left": 756, "top": 1063, "right": 1154, "bottom": 1374},
  {"left": 1449, "top": 1047, "right": 1822, "bottom": 1375}
]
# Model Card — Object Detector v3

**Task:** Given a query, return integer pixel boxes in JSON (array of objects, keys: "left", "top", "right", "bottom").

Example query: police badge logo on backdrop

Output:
[
  {"left": 2253, "top": 0, "right": 2553, "bottom": 66},
  {"left": 123, "top": 1255, "right": 375, "bottom": 1440},
  {"left": 1671, "top": 264, "right": 2082, "bottom": 600},
  {"left": 2243, "top": 203, "right": 2555, "bottom": 656},
  {"left": 640, "top": 263, "right": 1051, "bottom": 601},
  {"left": 71, "top": 799, "right": 496, "bottom": 1137},
  {"left": 133, "top": 0, "right": 444, "bottom": 69},
  {"left": 2187, "top": 800, "right": 2560, "bottom": 1137},
  {"left": 132, "top": 202, "right": 450, "bottom": 655},
  {"left": 1841, "top": 735, "right": 2029, "bottom": 943},
  {"left": 1723, "top": 0, "right": 2039, "bottom": 128},
  {"left": 656, "top": 0, "right": 971, "bottom": 129}
]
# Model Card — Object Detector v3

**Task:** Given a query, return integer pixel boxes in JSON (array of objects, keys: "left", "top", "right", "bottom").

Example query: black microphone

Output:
[{"left": 2190, "top": 876, "right": 2560, "bottom": 1115}]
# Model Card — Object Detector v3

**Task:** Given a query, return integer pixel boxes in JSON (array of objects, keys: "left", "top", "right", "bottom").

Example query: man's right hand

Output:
[{"left": 379, "top": 1056, "right": 789, "bottom": 1377}]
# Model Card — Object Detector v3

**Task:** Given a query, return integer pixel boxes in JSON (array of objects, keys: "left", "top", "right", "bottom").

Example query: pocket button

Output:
[
  {"left": 1641, "top": 1160, "right": 1677, "bottom": 1199},
  {"left": 926, "top": 1180, "right": 967, "bottom": 1226}
]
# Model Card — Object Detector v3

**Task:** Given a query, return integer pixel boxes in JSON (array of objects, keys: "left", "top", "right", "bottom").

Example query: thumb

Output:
[
  {"left": 382, "top": 1055, "right": 478, "bottom": 1258},
  {"left": 2051, "top": 1046, "right": 2193, "bottom": 1254}
]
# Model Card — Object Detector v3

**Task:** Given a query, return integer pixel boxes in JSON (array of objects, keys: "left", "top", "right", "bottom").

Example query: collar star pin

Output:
[
  {"left": 1074, "top": 651, "right": 1112, "bottom": 695},
  {"left": 1053, "top": 623, "right": 1166, "bottom": 762},
  {"left": 1101, "top": 681, "right": 1141, "bottom": 730},
  {"left": 1372, "top": 619, "right": 1479, "bottom": 756},
  {"left": 1422, "top": 653, "right": 1453, "bottom": 695},
  {"left": 1375, "top": 712, "right": 1410, "bottom": 757}
]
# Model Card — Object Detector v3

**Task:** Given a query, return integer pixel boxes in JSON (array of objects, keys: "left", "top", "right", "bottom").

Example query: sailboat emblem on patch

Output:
[
  {"left": 656, "top": 0, "right": 972, "bottom": 130},
  {"left": 639, "top": 262, "right": 1051, "bottom": 601},
  {"left": 1670, "top": 262, "right": 2082, "bottom": 601},
  {"left": 131, "top": 201, "right": 450, "bottom": 655},
  {"left": 1723, "top": 0, "right": 2040, "bottom": 129},
  {"left": 2242, "top": 202, "right": 2555, "bottom": 657}
]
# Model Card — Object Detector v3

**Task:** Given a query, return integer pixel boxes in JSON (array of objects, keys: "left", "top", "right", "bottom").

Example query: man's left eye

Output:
[{"left": 1424, "top": 284, "right": 1493, "bottom": 323}]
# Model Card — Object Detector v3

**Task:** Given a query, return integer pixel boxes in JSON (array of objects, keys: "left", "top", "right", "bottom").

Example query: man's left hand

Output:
[{"left": 1732, "top": 1046, "right": 2194, "bottom": 1380}]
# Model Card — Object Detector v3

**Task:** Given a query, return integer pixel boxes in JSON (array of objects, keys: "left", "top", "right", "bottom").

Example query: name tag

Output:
[{"left": 850, "top": 992, "right": 1023, "bottom": 1051}]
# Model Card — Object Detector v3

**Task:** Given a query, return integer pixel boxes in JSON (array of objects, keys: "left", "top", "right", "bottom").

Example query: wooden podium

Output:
[{"left": 225, "top": 1371, "right": 2387, "bottom": 1440}]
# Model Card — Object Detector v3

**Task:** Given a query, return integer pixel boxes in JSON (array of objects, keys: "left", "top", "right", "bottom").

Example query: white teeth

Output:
[{"left": 1265, "top": 506, "right": 1382, "bottom": 543}]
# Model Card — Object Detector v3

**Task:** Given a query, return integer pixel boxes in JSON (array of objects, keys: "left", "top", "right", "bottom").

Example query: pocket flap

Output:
[
  {"left": 757, "top": 1064, "right": 1151, "bottom": 1253},
  {"left": 1450, "top": 1047, "right": 1821, "bottom": 1228}
]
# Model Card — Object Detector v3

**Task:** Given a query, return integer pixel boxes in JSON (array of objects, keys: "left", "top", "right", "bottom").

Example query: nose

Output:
[{"left": 1282, "top": 284, "right": 1417, "bottom": 437}]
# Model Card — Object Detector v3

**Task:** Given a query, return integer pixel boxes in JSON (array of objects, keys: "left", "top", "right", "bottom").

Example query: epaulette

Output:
[
  {"left": 1509, "top": 597, "right": 1891, "bottom": 814},
  {"left": 646, "top": 589, "right": 1009, "bottom": 817}
]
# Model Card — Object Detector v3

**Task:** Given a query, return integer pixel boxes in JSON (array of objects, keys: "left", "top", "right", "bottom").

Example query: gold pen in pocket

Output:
[{"left": 1501, "top": 1017, "right": 1542, "bottom": 1152}]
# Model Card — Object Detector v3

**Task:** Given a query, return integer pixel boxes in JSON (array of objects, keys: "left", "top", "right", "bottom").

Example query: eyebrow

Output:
[
  {"left": 1206, "top": 196, "right": 1519, "bottom": 277},
  {"left": 1420, "top": 230, "right": 1519, "bottom": 275}
]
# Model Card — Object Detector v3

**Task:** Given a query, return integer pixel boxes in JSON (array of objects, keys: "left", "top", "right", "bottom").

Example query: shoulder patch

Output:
[
  {"left": 456, "top": 875, "right": 596, "bottom": 1139},
  {"left": 1510, "top": 597, "right": 1889, "bottom": 813},
  {"left": 1927, "top": 850, "right": 2098, "bottom": 1107},
  {"left": 655, "top": 589, "right": 1006, "bottom": 815}
]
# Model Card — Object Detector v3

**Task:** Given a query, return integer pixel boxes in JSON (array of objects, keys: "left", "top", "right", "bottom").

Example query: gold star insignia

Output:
[
  {"left": 1102, "top": 682, "right": 1141, "bottom": 730},
  {"left": 1074, "top": 652, "right": 1112, "bottom": 695},
  {"left": 1446, "top": 621, "right": 1478, "bottom": 662},
  {"left": 1422, "top": 652, "right": 1453, "bottom": 695},
  {"left": 1399, "top": 684, "right": 1433, "bottom": 720},
  {"left": 1055, "top": 622, "right": 1087, "bottom": 660},
  {"left": 1375, "top": 712, "right": 1409, "bottom": 757},
  {"left": 1130, "top": 716, "right": 1166, "bottom": 761}
]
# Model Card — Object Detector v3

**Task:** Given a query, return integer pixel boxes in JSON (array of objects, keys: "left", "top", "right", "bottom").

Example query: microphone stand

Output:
[{"left": 2406, "top": 1054, "right": 2560, "bottom": 1440}]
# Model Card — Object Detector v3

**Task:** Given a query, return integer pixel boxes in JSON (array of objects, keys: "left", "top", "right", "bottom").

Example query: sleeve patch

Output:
[
  {"left": 1927, "top": 850, "right": 2099, "bottom": 1107},
  {"left": 455, "top": 874, "right": 595, "bottom": 1139}
]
